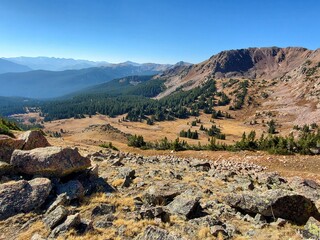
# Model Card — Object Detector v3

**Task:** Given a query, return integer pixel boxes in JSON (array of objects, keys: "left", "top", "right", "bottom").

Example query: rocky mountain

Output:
[
  {"left": 0, "top": 58, "right": 31, "bottom": 74},
  {"left": 156, "top": 47, "right": 318, "bottom": 97}
]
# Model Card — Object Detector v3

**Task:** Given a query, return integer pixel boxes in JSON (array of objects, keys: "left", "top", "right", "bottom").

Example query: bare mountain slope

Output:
[
  {"left": 156, "top": 47, "right": 314, "bottom": 98},
  {"left": 156, "top": 47, "right": 320, "bottom": 126}
]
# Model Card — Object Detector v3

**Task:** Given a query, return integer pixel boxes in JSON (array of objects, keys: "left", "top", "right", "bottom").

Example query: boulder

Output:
[
  {"left": 225, "top": 189, "right": 320, "bottom": 225},
  {"left": 11, "top": 146, "right": 91, "bottom": 177},
  {"left": 56, "top": 180, "right": 84, "bottom": 200},
  {"left": 91, "top": 203, "right": 116, "bottom": 217},
  {"left": 142, "top": 185, "right": 181, "bottom": 206},
  {"left": 46, "top": 193, "right": 70, "bottom": 214},
  {"left": 289, "top": 177, "right": 320, "bottom": 202},
  {"left": 0, "top": 178, "right": 52, "bottom": 220},
  {"left": 136, "top": 225, "right": 183, "bottom": 240},
  {"left": 0, "top": 161, "right": 14, "bottom": 176},
  {"left": 0, "top": 130, "right": 50, "bottom": 163},
  {"left": 43, "top": 205, "right": 69, "bottom": 229},
  {"left": 48, "top": 213, "right": 81, "bottom": 239},
  {"left": 140, "top": 206, "right": 171, "bottom": 223},
  {"left": 18, "top": 130, "right": 50, "bottom": 150},
  {"left": 166, "top": 193, "right": 203, "bottom": 220},
  {"left": 118, "top": 167, "right": 135, "bottom": 179},
  {"left": 0, "top": 135, "right": 24, "bottom": 163}
]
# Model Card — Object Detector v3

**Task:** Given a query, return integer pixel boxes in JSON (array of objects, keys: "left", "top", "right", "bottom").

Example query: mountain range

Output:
[{"left": 0, "top": 58, "right": 31, "bottom": 74}]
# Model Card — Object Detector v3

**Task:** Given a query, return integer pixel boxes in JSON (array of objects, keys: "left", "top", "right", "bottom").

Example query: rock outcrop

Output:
[
  {"left": 0, "top": 130, "right": 50, "bottom": 163},
  {"left": 10, "top": 146, "right": 91, "bottom": 177},
  {"left": 225, "top": 189, "right": 320, "bottom": 225},
  {"left": 0, "top": 178, "right": 51, "bottom": 220}
]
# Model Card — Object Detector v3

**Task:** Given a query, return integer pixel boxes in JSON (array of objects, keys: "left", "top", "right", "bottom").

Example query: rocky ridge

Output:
[{"left": 0, "top": 131, "right": 319, "bottom": 239}]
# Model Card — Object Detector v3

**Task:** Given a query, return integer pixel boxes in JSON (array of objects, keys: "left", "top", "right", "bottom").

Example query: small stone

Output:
[{"left": 210, "top": 225, "right": 227, "bottom": 237}]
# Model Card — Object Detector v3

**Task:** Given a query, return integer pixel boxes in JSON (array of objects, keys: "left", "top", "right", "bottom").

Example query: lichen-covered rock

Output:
[
  {"left": 301, "top": 217, "right": 320, "bottom": 239},
  {"left": 0, "top": 178, "right": 51, "bottom": 220},
  {"left": 11, "top": 146, "right": 91, "bottom": 177},
  {"left": 225, "top": 189, "right": 320, "bottom": 225}
]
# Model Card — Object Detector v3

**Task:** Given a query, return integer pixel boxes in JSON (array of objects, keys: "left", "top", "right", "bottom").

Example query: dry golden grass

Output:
[
  {"left": 58, "top": 228, "right": 119, "bottom": 240},
  {"left": 17, "top": 221, "right": 49, "bottom": 240},
  {"left": 80, "top": 193, "right": 135, "bottom": 212},
  {"left": 197, "top": 227, "right": 212, "bottom": 239},
  {"left": 113, "top": 219, "right": 158, "bottom": 238},
  {"left": 111, "top": 178, "right": 125, "bottom": 187}
]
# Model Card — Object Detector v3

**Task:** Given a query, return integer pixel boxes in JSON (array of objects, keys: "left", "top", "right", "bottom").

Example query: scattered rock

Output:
[
  {"left": 142, "top": 185, "right": 181, "bottom": 206},
  {"left": 11, "top": 146, "right": 91, "bottom": 177},
  {"left": 43, "top": 205, "right": 69, "bottom": 229},
  {"left": 136, "top": 225, "right": 183, "bottom": 240},
  {"left": 49, "top": 213, "right": 81, "bottom": 239},
  {"left": 166, "top": 193, "right": 203, "bottom": 220},
  {"left": 0, "top": 178, "right": 51, "bottom": 220},
  {"left": 91, "top": 203, "right": 116, "bottom": 217},
  {"left": 210, "top": 225, "right": 228, "bottom": 237},
  {"left": 46, "top": 193, "right": 70, "bottom": 214},
  {"left": 118, "top": 167, "right": 135, "bottom": 179}
]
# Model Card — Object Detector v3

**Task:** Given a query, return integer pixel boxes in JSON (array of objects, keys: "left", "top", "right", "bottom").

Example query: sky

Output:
[{"left": 0, "top": 0, "right": 319, "bottom": 64}]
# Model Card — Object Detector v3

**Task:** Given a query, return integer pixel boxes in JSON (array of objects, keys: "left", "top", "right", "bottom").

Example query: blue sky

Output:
[{"left": 0, "top": 0, "right": 319, "bottom": 64}]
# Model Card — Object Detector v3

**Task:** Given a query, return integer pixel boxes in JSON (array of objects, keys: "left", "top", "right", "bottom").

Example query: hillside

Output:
[
  {"left": 156, "top": 47, "right": 316, "bottom": 97},
  {"left": 0, "top": 58, "right": 31, "bottom": 74},
  {"left": 0, "top": 64, "right": 169, "bottom": 98}
]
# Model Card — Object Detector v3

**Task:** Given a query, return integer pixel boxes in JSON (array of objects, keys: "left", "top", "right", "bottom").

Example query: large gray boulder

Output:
[
  {"left": 0, "top": 178, "right": 52, "bottom": 220},
  {"left": 225, "top": 189, "right": 320, "bottom": 225},
  {"left": 11, "top": 146, "right": 91, "bottom": 177},
  {"left": 0, "top": 131, "right": 50, "bottom": 163}
]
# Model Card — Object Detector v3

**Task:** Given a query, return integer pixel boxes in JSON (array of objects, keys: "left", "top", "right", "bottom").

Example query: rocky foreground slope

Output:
[{"left": 0, "top": 131, "right": 320, "bottom": 239}]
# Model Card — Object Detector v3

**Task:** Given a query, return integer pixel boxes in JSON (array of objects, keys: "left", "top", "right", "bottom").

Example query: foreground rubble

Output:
[{"left": 0, "top": 131, "right": 320, "bottom": 239}]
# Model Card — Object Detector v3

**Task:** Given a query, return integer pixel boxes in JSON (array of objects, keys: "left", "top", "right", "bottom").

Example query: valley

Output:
[{"left": 1, "top": 46, "right": 320, "bottom": 240}]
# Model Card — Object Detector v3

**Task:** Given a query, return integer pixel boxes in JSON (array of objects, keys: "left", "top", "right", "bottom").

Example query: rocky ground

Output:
[{"left": 0, "top": 131, "right": 320, "bottom": 240}]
